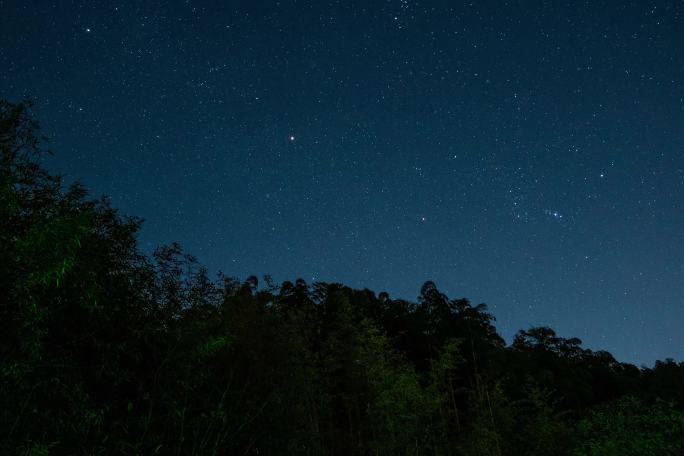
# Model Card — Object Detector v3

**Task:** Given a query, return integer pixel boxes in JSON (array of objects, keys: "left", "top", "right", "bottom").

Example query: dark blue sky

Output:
[{"left": 2, "top": 0, "right": 683, "bottom": 365}]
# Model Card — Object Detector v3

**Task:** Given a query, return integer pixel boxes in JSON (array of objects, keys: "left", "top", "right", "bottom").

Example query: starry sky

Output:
[{"left": 2, "top": 0, "right": 684, "bottom": 365}]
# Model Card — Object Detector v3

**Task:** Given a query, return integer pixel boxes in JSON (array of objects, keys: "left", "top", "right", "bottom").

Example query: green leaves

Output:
[
  {"left": 193, "top": 335, "right": 232, "bottom": 361},
  {"left": 573, "top": 397, "right": 684, "bottom": 456}
]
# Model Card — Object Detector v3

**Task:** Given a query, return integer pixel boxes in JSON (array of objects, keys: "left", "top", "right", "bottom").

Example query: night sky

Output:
[{"left": 2, "top": 1, "right": 684, "bottom": 365}]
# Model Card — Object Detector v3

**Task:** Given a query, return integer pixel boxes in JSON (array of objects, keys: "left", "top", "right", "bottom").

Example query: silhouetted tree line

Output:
[{"left": 2, "top": 99, "right": 684, "bottom": 455}]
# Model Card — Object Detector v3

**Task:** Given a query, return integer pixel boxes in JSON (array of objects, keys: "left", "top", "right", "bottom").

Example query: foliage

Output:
[
  {"left": 2, "top": 99, "right": 684, "bottom": 454},
  {"left": 572, "top": 397, "right": 684, "bottom": 455}
]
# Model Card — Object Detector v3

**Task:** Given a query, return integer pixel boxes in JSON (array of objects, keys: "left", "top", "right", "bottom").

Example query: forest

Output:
[{"left": 2, "top": 99, "right": 684, "bottom": 455}]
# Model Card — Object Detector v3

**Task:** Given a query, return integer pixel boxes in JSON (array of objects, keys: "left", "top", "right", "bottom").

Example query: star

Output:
[{"left": 545, "top": 209, "right": 564, "bottom": 220}]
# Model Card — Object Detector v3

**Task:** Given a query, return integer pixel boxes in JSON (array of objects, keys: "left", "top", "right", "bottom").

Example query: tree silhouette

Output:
[{"left": 2, "top": 98, "right": 684, "bottom": 455}]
